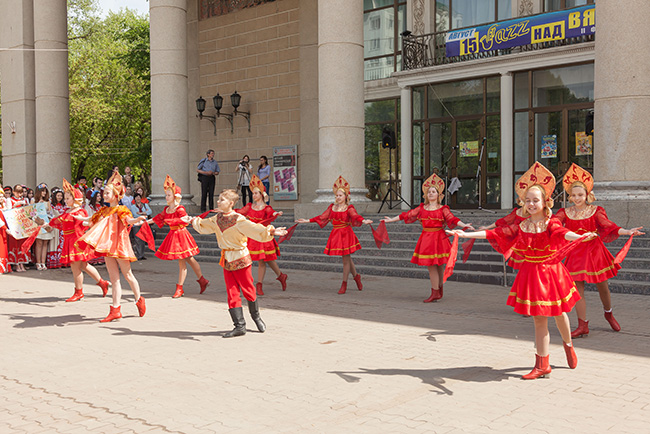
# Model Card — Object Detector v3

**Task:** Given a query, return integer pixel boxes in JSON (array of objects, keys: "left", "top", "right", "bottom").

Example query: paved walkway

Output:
[{"left": 1, "top": 257, "right": 649, "bottom": 433}]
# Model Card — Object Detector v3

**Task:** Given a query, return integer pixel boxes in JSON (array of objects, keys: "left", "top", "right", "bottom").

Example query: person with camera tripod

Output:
[{"left": 235, "top": 155, "right": 253, "bottom": 206}]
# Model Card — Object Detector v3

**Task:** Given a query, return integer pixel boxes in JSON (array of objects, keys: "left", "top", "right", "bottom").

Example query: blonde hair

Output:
[
  {"left": 521, "top": 184, "right": 553, "bottom": 219},
  {"left": 568, "top": 182, "right": 596, "bottom": 204},
  {"left": 220, "top": 189, "right": 239, "bottom": 205}
]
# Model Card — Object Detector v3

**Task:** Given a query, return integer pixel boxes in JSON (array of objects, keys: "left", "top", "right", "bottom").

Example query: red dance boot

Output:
[
  {"left": 100, "top": 305, "right": 122, "bottom": 323},
  {"left": 338, "top": 281, "right": 347, "bottom": 295},
  {"left": 136, "top": 296, "right": 146, "bottom": 317},
  {"left": 563, "top": 342, "right": 578, "bottom": 369},
  {"left": 172, "top": 284, "right": 184, "bottom": 298},
  {"left": 571, "top": 318, "right": 590, "bottom": 338},
  {"left": 66, "top": 288, "right": 84, "bottom": 303},
  {"left": 276, "top": 273, "right": 288, "bottom": 291},
  {"left": 423, "top": 287, "right": 442, "bottom": 303},
  {"left": 256, "top": 282, "right": 265, "bottom": 296},
  {"left": 97, "top": 279, "right": 109, "bottom": 297},
  {"left": 197, "top": 276, "right": 209, "bottom": 294},
  {"left": 353, "top": 274, "right": 363, "bottom": 291},
  {"left": 522, "top": 354, "right": 551, "bottom": 380},
  {"left": 604, "top": 311, "right": 621, "bottom": 331}
]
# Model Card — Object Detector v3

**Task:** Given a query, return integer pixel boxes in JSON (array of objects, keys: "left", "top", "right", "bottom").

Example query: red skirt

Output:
[
  {"left": 155, "top": 228, "right": 199, "bottom": 260},
  {"left": 60, "top": 232, "right": 96, "bottom": 264},
  {"left": 411, "top": 229, "right": 451, "bottom": 266},
  {"left": 7, "top": 235, "right": 31, "bottom": 265},
  {"left": 248, "top": 238, "right": 280, "bottom": 261},
  {"left": 507, "top": 262, "right": 580, "bottom": 316},
  {"left": 324, "top": 226, "right": 361, "bottom": 256},
  {"left": 563, "top": 238, "right": 620, "bottom": 283}
]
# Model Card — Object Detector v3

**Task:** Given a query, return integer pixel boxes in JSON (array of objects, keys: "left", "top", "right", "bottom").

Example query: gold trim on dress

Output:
[
  {"left": 509, "top": 285, "right": 578, "bottom": 306},
  {"left": 565, "top": 204, "right": 597, "bottom": 220}
]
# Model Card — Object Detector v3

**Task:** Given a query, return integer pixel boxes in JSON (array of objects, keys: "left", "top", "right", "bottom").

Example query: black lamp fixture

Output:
[{"left": 195, "top": 91, "right": 250, "bottom": 134}]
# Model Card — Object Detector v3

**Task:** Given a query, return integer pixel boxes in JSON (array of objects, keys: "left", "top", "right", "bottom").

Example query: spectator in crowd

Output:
[
  {"left": 134, "top": 185, "right": 149, "bottom": 204},
  {"left": 123, "top": 166, "right": 134, "bottom": 187},
  {"left": 236, "top": 155, "right": 253, "bottom": 206},
  {"left": 129, "top": 193, "right": 152, "bottom": 260},
  {"left": 75, "top": 176, "right": 89, "bottom": 199},
  {"left": 122, "top": 185, "right": 134, "bottom": 208},
  {"left": 196, "top": 149, "right": 220, "bottom": 212},
  {"left": 33, "top": 184, "right": 55, "bottom": 270},
  {"left": 86, "top": 177, "right": 103, "bottom": 202},
  {"left": 3, "top": 186, "right": 12, "bottom": 199},
  {"left": 26, "top": 188, "right": 35, "bottom": 204},
  {"left": 258, "top": 155, "right": 271, "bottom": 205}
]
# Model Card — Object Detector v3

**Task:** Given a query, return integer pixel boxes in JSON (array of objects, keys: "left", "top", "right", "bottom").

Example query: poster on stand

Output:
[
  {"left": 272, "top": 145, "right": 298, "bottom": 201},
  {"left": 541, "top": 135, "right": 557, "bottom": 158},
  {"left": 575, "top": 131, "right": 593, "bottom": 156}
]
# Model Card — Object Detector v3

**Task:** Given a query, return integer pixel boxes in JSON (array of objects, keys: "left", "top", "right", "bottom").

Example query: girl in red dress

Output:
[
  {"left": 555, "top": 163, "right": 644, "bottom": 337},
  {"left": 6, "top": 185, "right": 30, "bottom": 272},
  {"left": 0, "top": 193, "right": 10, "bottom": 274},
  {"left": 295, "top": 175, "right": 373, "bottom": 294},
  {"left": 236, "top": 175, "right": 288, "bottom": 295},
  {"left": 449, "top": 162, "right": 595, "bottom": 380},
  {"left": 44, "top": 179, "right": 110, "bottom": 302},
  {"left": 75, "top": 171, "right": 147, "bottom": 323},
  {"left": 147, "top": 175, "right": 209, "bottom": 298},
  {"left": 382, "top": 173, "right": 474, "bottom": 302}
]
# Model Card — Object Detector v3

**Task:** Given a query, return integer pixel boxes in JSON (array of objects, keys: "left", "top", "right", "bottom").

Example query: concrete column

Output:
[
  {"left": 500, "top": 72, "right": 514, "bottom": 209},
  {"left": 33, "top": 0, "right": 70, "bottom": 188},
  {"left": 186, "top": 0, "right": 201, "bottom": 207},
  {"left": 0, "top": 0, "right": 36, "bottom": 187},
  {"left": 593, "top": 0, "right": 650, "bottom": 227},
  {"left": 150, "top": 0, "right": 189, "bottom": 207},
  {"left": 314, "top": 0, "right": 369, "bottom": 204},
  {"left": 399, "top": 85, "right": 412, "bottom": 210}
]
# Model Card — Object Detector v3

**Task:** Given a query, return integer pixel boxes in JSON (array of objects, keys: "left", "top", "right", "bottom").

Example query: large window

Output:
[
  {"left": 365, "top": 99, "right": 401, "bottom": 201},
  {"left": 364, "top": 0, "right": 406, "bottom": 81},
  {"left": 513, "top": 63, "right": 594, "bottom": 202}
]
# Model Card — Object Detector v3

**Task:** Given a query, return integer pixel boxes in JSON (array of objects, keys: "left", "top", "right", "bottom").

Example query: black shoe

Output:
[
  {"left": 247, "top": 299, "right": 266, "bottom": 333},
  {"left": 223, "top": 307, "right": 246, "bottom": 338}
]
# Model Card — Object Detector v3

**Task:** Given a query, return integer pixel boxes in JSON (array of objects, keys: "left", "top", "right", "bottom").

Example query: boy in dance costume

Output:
[{"left": 188, "top": 189, "right": 287, "bottom": 338}]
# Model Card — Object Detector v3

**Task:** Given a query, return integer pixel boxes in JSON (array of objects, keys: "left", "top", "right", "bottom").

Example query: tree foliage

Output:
[{"left": 68, "top": 0, "right": 151, "bottom": 189}]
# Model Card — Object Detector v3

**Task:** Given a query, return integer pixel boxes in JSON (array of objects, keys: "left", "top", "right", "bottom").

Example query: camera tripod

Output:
[{"left": 378, "top": 148, "right": 410, "bottom": 213}]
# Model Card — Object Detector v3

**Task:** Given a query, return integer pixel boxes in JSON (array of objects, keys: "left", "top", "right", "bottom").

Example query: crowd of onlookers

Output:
[{"left": 0, "top": 165, "right": 152, "bottom": 274}]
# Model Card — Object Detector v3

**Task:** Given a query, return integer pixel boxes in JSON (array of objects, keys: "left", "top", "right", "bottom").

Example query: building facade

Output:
[{"left": 1, "top": 0, "right": 649, "bottom": 226}]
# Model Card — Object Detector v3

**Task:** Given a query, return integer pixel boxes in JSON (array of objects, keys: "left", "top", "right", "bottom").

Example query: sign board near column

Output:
[
  {"left": 272, "top": 145, "right": 297, "bottom": 200},
  {"left": 445, "top": 5, "right": 595, "bottom": 58}
]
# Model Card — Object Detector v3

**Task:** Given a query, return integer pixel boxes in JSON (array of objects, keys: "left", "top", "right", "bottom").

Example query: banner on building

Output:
[
  {"left": 459, "top": 141, "right": 479, "bottom": 158},
  {"left": 575, "top": 131, "right": 593, "bottom": 156},
  {"left": 541, "top": 135, "right": 557, "bottom": 159},
  {"left": 445, "top": 5, "right": 595, "bottom": 57},
  {"left": 272, "top": 145, "right": 298, "bottom": 200},
  {"left": 2, "top": 203, "right": 48, "bottom": 239}
]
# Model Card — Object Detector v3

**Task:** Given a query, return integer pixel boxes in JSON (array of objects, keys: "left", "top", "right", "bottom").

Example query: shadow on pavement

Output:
[
  {"left": 329, "top": 365, "right": 523, "bottom": 395},
  {"left": 104, "top": 326, "right": 227, "bottom": 340},
  {"left": 6, "top": 313, "right": 98, "bottom": 328}
]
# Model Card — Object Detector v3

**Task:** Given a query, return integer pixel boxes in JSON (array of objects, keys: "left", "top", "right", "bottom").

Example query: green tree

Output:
[{"left": 68, "top": 0, "right": 151, "bottom": 190}]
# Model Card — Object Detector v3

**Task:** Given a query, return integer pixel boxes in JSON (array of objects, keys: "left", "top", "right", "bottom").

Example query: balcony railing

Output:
[{"left": 402, "top": 30, "right": 594, "bottom": 71}]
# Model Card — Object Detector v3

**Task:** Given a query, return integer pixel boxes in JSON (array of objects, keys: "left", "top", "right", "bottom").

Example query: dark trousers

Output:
[
  {"left": 241, "top": 185, "right": 252, "bottom": 206},
  {"left": 200, "top": 175, "right": 216, "bottom": 212},
  {"left": 130, "top": 226, "right": 146, "bottom": 260}
]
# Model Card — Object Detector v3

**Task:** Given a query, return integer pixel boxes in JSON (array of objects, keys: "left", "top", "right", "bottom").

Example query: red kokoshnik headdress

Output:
[
  {"left": 163, "top": 175, "right": 182, "bottom": 198},
  {"left": 422, "top": 173, "right": 445, "bottom": 196},
  {"left": 515, "top": 162, "right": 555, "bottom": 205},
  {"left": 562, "top": 163, "right": 594, "bottom": 194},
  {"left": 62, "top": 178, "right": 84, "bottom": 203},
  {"left": 249, "top": 174, "right": 265, "bottom": 193},
  {"left": 333, "top": 175, "right": 350, "bottom": 196}
]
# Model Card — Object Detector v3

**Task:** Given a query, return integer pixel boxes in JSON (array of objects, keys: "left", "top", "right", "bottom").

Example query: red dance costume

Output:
[
  {"left": 48, "top": 208, "right": 96, "bottom": 264},
  {"left": 76, "top": 206, "right": 137, "bottom": 261},
  {"left": 0, "top": 213, "right": 10, "bottom": 273},
  {"left": 555, "top": 205, "right": 621, "bottom": 283},
  {"left": 310, "top": 204, "right": 364, "bottom": 256},
  {"left": 152, "top": 205, "right": 200, "bottom": 260},
  {"left": 399, "top": 204, "right": 459, "bottom": 266},
  {"left": 236, "top": 203, "right": 280, "bottom": 261},
  {"left": 486, "top": 218, "right": 580, "bottom": 316},
  {"left": 6, "top": 197, "right": 31, "bottom": 265},
  {"left": 494, "top": 208, "right": 526, "bottom": 269}
]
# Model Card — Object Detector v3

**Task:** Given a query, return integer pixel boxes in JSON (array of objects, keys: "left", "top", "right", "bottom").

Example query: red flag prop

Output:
[
  {"left": 614, "top": 236, "right": 634, "bottom": 264},
  {"left": 278, "top": 224, "right": 298, "bottom": 244},
  {"left": 136, "top": 223, "right": 156, "bottom": 251},
  {"left": 19, "top": 225, "right": 43, "bottom": 256},
  {"left": 370, "top": 221, "right": 390, "bottom": 249},
  {"left": 198, "top": 209, "right": 216, "bottom": 219},
  {"left": 442, "top": 234, "right": 459, "bottom": 283}
]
